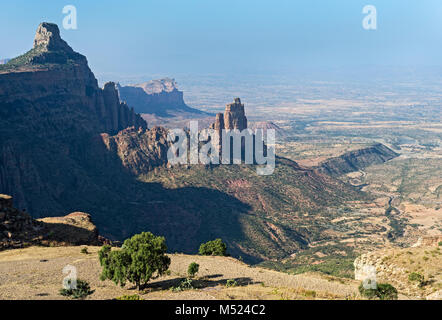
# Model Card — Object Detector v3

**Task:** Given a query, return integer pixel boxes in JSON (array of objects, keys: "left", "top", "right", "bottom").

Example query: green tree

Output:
[
  {"left": 199, "top": 239, "right": 227, "bottom": 256},
  {"left": 98, "top": 232, "right": 171, "bottom": 290},
  {"left": 59, "top": 279, "right": 94, "bottom": 299},
  {"left": 358, "top": 282, "right": 398, "bottom": 300},
  {"left": 188, "top": 262, "right": 200, "bottom": 278}
]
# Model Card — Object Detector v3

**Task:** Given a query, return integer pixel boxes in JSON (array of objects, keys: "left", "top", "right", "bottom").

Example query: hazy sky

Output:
[{"left": 1, "top": 0, "right": 442, "bottom": 77}]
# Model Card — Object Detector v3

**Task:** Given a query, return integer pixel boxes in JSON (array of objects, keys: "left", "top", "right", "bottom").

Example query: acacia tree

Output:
[
  {"left": 99, "top": 232, "right": 171, "bottom": 290},
  {"left": 199, "top": 238, "right": 227, "bottom": 256}
]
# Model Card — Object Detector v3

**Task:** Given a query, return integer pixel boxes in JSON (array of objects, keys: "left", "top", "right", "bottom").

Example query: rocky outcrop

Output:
[
  {"left": 38, "top": 212, "right": 104, "bottom": 246},
  {"left": 0, "top": 194, "right": 43, "bottom": 249},
  {"left": 209, "top": 98, "right": 256, "bottom": 162},
  {"left": 315, "top": 143, "right": 399, "bottom": 176},
  {"left": 117, "top": 78, "right": 208, "bottom": 117},
  {"left": 412, "top": 235, "right": 442, "bottom": 247},
  {"left": 210, "top": 98, "right": 248, "bottom": 131},
  {"left": 354, "top": 246, "right": 442, "bottom": 299},
  {"left": 224, "top": 98, "right": 248, "bottom": 130},
  {"left": 101, "top": 126, "right": 171, "bottom": 175},
  {"left": 0, "top": 194, "right": 108, "bottom": 250}
]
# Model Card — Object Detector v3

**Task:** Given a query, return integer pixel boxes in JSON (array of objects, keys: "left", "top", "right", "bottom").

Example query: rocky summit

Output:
[{"left": 210, "top": 98, "right": 248, "bottom": 131}]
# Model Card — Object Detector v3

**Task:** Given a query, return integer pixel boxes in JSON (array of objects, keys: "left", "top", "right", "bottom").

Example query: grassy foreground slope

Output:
[{"left": 0, "top": 246, "right": 360, "bottom": 300}]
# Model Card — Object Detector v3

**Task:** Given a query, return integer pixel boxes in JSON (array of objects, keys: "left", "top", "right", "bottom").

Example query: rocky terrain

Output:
[
  {"left": 0, "top": 194, "right": 106, "bottom": 250},
  {"left": 354, "top": 242, "right": 442, "bottom": 299},
  {"left": 117, "top": 78, "right": 209, "bottom": 118},
  {"left": 1, "top": 22, "right": 425, "bottom": 272},
  {"left": 315, "top": 143, "right": 399, "bottom": 176}
]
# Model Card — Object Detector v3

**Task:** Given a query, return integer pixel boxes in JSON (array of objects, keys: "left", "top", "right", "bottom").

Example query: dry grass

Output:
[{"left": 0, "top": 246, "right": 360, "bottom": 300}]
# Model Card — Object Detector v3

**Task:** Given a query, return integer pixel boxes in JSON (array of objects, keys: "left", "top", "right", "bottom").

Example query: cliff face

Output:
[
  {"left": 315, "top": 143, "right": 399, "bottom": 176},
  {"left": 0, "top": 23, "right": 146, "bottom": 136},
  {"left": 0, "top": 23, "right": 153, "bottom": 214},
  {"left": 101, "top": 126, "right": 171, "bottom": 176},
  {"left": 117, "top": 78, "right": 207, "bottom": 117},
  {"left": 210, "top": 98, "right": 248, "bottom": 131}
]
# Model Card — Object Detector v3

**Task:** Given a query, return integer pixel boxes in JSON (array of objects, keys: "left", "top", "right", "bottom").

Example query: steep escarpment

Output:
[
  {"left": 315, "top": 144, "right": 399, "bottom": 176},
  {"left": 0, "top": 22, "right": 373, "bottom": 264},
  {"left": 118, "top": 78, "right": 208, "bottom": 117},
  {"left": 0, "top": 23, "right": 151, "bottom": 213}
]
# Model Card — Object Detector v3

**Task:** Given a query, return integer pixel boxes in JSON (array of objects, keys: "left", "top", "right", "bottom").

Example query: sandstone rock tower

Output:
[
  {"left": 210, "top": 98, "right": 248, "bottom": 131},
  {"left": 209, "top": 98, "right": 250, "bottom": 162},
  {"left": 224, "top": 98, "right": 247, "bottom": 130}
]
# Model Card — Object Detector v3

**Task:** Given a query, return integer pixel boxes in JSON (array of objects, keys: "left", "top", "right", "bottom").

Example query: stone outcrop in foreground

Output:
[{"left": 0, "top": 194, "right": 107, "bottom": 250}]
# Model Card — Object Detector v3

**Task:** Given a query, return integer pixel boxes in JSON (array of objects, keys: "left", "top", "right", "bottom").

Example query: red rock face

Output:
[
  {"left": 224, "top": 98, "right": 248, "bottom": 130},
  {"left": 209, "top": 98, "right": 248, "bottom": 131}
]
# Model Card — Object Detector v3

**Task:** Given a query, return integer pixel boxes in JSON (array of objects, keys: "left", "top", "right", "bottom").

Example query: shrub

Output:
[
  {"left": 226, "top": 279, "right": 238, "bottom": 288},
  {"left": 172, "top": 278, "right": 194, "bottom": 292},
  {"left": 358, "top": 282, "right": 398, "bottom": 300},
  {"left": 408, "top": 272, "right": 424, "bottom": 283},
  {"left": 80, "top": 247, "right": 89, "bottom": 254},
  {"left": 438, "top": 241, "right": 442, "bottom": 247},
  {"left": 98, "top": 232, "right": 171, "bottom": 290},
  {"left": 116, "top": 294, "right": 142, "bottom": 300},
  {"left": 59, "top": 279, "right": 94, "bottom": 299},
  {"left": 199, "top": 239, "right": 227, "bottom": 256},
  {"left": 188, "top": 262, "right": 200, "bottom": 278}
]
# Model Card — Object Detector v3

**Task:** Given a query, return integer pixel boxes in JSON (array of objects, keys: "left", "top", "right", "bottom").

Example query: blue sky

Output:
[{"left": 1, "top": 0, "right": 442, "bottom": 76}]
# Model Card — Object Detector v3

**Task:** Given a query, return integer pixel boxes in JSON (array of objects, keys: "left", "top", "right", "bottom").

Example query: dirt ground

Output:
[{"left": 0, "top": 246, "right": 360, "bottom": 300}]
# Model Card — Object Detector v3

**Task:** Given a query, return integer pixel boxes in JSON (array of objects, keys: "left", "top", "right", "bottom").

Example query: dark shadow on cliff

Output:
[{"left": 0, "top": 130, "right": 253, "bottom": 261}]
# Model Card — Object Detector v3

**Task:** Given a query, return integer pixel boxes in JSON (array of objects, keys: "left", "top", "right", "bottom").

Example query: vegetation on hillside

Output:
[{"left": 98, "top": 232, "right": 171, "bottom": 290}]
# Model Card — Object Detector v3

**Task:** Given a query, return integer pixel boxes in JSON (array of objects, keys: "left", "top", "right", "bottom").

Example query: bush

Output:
[
  {"left": 226, "top": 279, "right": 238, "bottom": 288},
  {"left": 438, "top": 241, "right": 442, "bottom": 247},
  {"left": 408, "top": 272, "right": 424, "bottom": 283},
  {"left": 81, "top": 247, "right": 89, "bottom": 254},
  {"left": 358, "top": 282, "right": 398, "bottom": 300},
  {"left": 98, "top": 232, "right": 171, "bottom": 290},
  {"left": 59, "top": 279, "right": 94, "bottom": 299},
  {"left": 199, "top": 239, "right": 227, "bottom": 256},
  {"left": 188, "top": 262, "right": 199, "bottom": 278},
  {"left": 172, "top": 278, "right": 194, "bottom": 292},
  {"left": 116, "top": 294, "right": 142, "bottom": 300}
]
